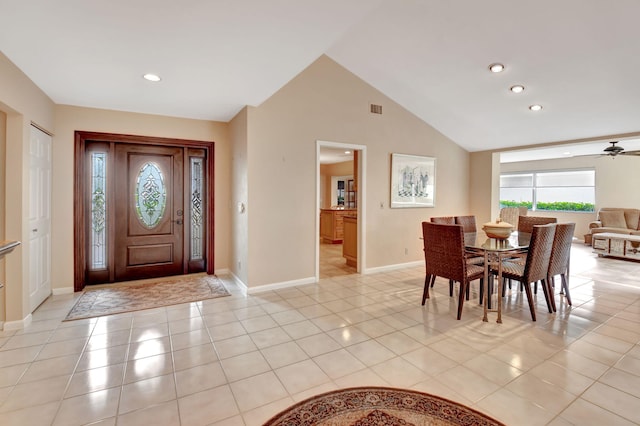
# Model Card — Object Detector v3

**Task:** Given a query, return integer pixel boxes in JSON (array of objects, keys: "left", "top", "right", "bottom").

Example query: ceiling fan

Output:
[{"left": 602, "top": 141, "right": 640, "bottom": 157}]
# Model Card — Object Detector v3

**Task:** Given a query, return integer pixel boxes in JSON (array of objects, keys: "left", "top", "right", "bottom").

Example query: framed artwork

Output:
[{"left": 390, "top": 153, "right": 436, "bottom": 208}]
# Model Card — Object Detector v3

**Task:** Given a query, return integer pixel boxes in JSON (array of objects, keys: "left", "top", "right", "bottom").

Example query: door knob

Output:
[{"left": 172, "top": 219, "right": 183, "bottom": 225}]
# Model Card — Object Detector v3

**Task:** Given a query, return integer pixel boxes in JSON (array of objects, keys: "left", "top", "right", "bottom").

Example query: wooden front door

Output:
[
  {"left": 114, "top": 144, "right": 184, "bottom": 281},
  {"left": 75, "top": 131, "right": 214, "bottom": 290}
]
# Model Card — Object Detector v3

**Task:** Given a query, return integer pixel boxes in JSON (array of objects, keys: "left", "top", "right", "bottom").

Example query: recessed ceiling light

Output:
[
  {"left": 529, "top": 104, "right": 543, "bottom": 111},
  {"left": 489, "top": 63, "right": 505, "bottom": 73},
  {"left": 345, "top": 151, "right": 351, "bottom": 154},
  {"left": 510, "top": 85, "right": 525, "bottom": 93},
  {"left": 563, "top": 151, "right": 572, "bottom": 156},
  {"left": 143, "top": 73, "right": 161, "bottom": 82}
]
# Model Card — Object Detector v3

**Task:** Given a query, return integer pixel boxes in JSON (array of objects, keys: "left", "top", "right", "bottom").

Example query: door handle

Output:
[{"left": 172, "top": 219, "right": 183, "bottom": 225}]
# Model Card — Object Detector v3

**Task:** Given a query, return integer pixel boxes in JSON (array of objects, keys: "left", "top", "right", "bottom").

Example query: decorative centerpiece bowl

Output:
[{"left": 482, "top": 219, "right": 513, "bottom": 240}]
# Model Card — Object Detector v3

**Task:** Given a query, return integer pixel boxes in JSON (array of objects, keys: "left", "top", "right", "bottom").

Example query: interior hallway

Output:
[
  {"left": 319, "top": 241, "right": 357, "bottom": 279},
  {"left": 0, "top": 243, "right": 639, "bottom": 425}
]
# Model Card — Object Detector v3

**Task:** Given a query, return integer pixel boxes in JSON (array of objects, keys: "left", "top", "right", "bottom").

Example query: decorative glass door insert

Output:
[
  {"left": 90, "top": 152, "right": 107, "bottom": 270},
  {"left": 135, "top": 162, "right": 167, "bottom": 228}
]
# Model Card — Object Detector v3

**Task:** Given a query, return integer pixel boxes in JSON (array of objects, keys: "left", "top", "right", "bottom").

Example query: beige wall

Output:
[
  {"left": 229, "top": 107, "right": 249, "bottom": 284},
  {"left": 241, "top": 55, "right": 471, "bottom": 287},
  {"left": 469, "top": 151, "right": 500, "bottom": 226},
  {"left": 52, "top": 105, "right": 232, "bottom": 290},
  {"left": 0, "top": 111, "right": 5, "bottom": 322},
  {"left": 0, "top": 52, "right": 55, "bottom": 325}
]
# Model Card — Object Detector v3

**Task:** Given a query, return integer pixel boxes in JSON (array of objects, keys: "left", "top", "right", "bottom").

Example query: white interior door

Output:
[{"left": 28, "top": 125, "right": 52, "bottom": 311}]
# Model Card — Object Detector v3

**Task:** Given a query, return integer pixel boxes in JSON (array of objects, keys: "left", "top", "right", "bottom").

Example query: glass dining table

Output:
[{"left": 464, "top": 231, "right": 531, "bottom": 323}]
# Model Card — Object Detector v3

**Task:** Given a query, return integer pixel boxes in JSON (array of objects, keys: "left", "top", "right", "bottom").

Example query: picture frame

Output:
[{"left": 390, "top": 153, "right": 436, "bottom": 208}]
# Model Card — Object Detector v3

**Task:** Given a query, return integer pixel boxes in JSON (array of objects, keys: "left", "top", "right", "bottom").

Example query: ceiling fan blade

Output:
[{"left": 622, "top": 150, "right": 640, "bottom": 156}]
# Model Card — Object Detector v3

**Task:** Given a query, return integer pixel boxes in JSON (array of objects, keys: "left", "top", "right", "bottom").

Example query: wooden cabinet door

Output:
[{"left": 114, "top": 144, "right": 184, "bottom": 281}]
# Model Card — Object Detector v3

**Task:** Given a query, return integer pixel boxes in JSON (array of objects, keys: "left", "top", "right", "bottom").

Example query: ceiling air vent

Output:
[{"left": 370, "top": 104, "right": 383, "bottom": 114}]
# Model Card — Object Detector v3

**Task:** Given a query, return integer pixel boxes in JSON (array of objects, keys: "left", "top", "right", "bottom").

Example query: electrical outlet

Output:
[{"left": 237, "top": 261, "right": 241, "bottom": 269}]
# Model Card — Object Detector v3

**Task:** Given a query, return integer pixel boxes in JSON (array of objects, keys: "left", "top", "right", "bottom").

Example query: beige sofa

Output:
[{"left": 588, "top": 208, "right": 640, "bottom": 244}]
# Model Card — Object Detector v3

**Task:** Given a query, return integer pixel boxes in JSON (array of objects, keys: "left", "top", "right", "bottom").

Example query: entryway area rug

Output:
[
  {"left": 263, "top": 387, "right": 504, "bottom": 426},
  {"left": 64, "top": 274, "right": 230, "bottom": 321}
]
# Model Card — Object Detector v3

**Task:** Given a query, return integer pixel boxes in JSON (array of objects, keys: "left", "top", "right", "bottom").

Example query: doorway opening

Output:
[
  {"left": 317, "top": 141, "right": 366, "bottom": 280},
  {"left": 73, "top": 131, "right": 215, "bottom": 291}
]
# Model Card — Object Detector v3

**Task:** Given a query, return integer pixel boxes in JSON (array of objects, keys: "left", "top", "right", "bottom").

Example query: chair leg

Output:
[
  {"left": 422, "top": 274, "right": 432, "bottom": 305},
  {"left": 540, "top": 278, "right": 554, "bottom": 313},
  {"left": 449, "top": 279, "right": 454, "bottom": 297},
  {"left": 561, "top": 273, "right": 572, "bottom": 306},
  {"left": 522, "top": 281, "right": 537, "bottom": 321},
  {"left": 457, "top": 282, "right": 467, "bottom": 320},
  {"left": 430, "top": 275, "right": 438, "bottom": 288},
  {"left": 548, "top": 277, "right": 557, "bottom": 312}
]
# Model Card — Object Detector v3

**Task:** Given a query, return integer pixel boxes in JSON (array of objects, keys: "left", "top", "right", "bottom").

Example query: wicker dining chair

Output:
[
  {"left": 496, "top": 223, "right": 556, "bottom": 321},
  {"left": 430, "top": 216, "right": 455, "bottom": 224},
  {"left": 518, "top": 216, "right": 558, "bottom": 234},
  {"left": 512, "top": 216, "right": 559, "bottom": 294},
  {"left": 428, "top": 217, "right": 459, "bottom": 290},
  {"left": 499, "top": 206, "right": 528, "bottom": 229},
  {"left": 454, "top": 215, "right": 477, "bottom": 232},
  {"left": 421, "top": 222, "right": 484, "bottom": 320},
  {"left": 547, "top": 223, "right": 576, "bottom": 311},
  {"left": 455, "top": 215, "right": 484, "bottom": 267}
]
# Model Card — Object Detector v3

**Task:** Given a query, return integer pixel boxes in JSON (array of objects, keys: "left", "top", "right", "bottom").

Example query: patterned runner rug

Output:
[
  {"left": 64, "top": 274, "right": 230, "bottom": 321},
  {"left": 263, "top": 387, "right": 504, "bottom": 426}
]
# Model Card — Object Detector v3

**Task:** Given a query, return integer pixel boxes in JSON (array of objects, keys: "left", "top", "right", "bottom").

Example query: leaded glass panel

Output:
[
  {"left": 135, "top": 162, "right": 167, "bottom": 228},
  {"left": 90, "top": 152, "right": 107, "bottom": 270},
  {"left": 190, "top": 158, "right": 203, "bottom": 260}
]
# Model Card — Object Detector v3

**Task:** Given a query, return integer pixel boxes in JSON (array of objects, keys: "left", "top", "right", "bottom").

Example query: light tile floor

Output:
[{"left": 1, "top": 242, "right": 640, "bottom": 425}]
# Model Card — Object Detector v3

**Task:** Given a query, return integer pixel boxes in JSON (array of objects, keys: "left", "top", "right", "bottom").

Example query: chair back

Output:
[
  {"left": 523, "top": 224, "right": 556, "bottom": 283},
  {"left": 455, "top": 215, "right": 477, "bottom": 233},
  {"left": 548, "top": 223, "right": 575, "bottom": 277},
  {"left": 430, "top": 216, "right": 455, "bottom": 224},
  {"left": 422, "top": 222, "right": 466, "bottom": 283},
  {"left": 518, "top": 216, "right": 558, "bottom": 234},
  {"left": 499, "top": 207, "right": 526, "bottom": 228}
]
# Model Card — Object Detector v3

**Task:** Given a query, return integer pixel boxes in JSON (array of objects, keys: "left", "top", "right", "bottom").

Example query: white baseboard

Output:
[
  {"left": 226, "top": 271, "right": 248, "bottom": 293},
  {"left": 52, "top": 287, "right": 74, "bottom": 295},
  {"left": 246, "top": 276, "right": 317, "bottom": 294},
  {"left": 3, "top": 314, "right": 33, "bottom": 330},
  {"left": 364, "top": 260, "right": 423, "bottom": 274}
]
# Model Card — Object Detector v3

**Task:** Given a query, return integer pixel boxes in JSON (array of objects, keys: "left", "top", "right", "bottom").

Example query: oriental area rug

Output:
[
  {"left": 64, "top": 274, "right": 230, "bottom": 321},
  {"left": 263, "top": 387, "right": 505, "bottom": 426}
]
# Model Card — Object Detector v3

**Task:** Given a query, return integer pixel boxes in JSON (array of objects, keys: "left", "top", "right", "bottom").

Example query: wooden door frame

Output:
[{"left": 73, "top": 131, "right": 215, "bottom": 291}]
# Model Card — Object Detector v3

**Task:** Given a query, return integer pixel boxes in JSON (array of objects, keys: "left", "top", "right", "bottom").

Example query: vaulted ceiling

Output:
[{"left": 2, "top": 0, "right": 640, "bottom": 153}]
